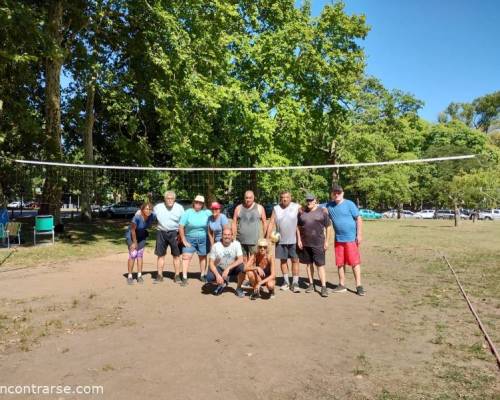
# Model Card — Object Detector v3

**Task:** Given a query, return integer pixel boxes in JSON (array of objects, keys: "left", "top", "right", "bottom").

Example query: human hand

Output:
[{"left": 216, "top": 274, "right": 224, "bottom": 285}]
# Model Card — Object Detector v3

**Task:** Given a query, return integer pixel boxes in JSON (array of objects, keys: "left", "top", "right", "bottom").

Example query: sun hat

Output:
[{"left": 194, "top": 195, "right": 205, "bottom": 203}]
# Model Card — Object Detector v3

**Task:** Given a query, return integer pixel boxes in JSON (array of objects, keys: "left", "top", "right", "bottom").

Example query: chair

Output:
[
  {"left": 5, "top": 222, "right": 21, "bottom": 248},
  {"left": 34, "top": 215, "right": 55, "bottom": 245}
]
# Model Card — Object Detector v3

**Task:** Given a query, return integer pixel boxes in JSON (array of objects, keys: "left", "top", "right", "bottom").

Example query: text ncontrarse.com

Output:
[{"left": 0, "top": 385, "right": 104, "bottom": 395}]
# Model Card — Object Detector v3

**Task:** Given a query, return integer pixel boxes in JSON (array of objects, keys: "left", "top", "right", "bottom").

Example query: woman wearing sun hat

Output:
[
  {"left": 208, "top": 201, "right": 230, "bottom": 246},
  {"left": 179, "top": 195, "right": 212, "bottom": 286}
]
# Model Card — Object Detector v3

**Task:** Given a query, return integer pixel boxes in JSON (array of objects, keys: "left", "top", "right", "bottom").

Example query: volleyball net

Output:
[{"left": 0, "top": 155, "right": 476, "bottom": 211}]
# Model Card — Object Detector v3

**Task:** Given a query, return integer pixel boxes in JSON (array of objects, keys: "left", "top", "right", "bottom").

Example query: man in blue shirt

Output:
[{"left": 326, "top": 184, "right": 365, "bottom": 296}]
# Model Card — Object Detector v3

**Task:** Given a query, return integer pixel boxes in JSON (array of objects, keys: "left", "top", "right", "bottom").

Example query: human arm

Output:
[
  {"left": 255, "top": 258, "right": 275, "bottom": 290},
  {"left": 221, "top": 255, "right": 244, "bottom": 280},
  {"left": 209, "top": 257, "right": 224, "bottom": 285},
  {"left": 323, "top": 208, "right": 331, "bottom": 250},
  {"left": 259, "top": 204, "right": 268, "bottom": 237},
  {"left": 296, "top": 226, "right": 303, "bottom": 250},
  {"left": 266, "top": 211, "right": 276, "bottom": 238},
  {"left": 356, "top": 216, "right": 363, "bottom": 246},
  {"left": 207, "top": 225, "right": 215, "bottom": 246},
  {"left": 178, "top": 225, "right": 191, "bottom": 247},
  {"left": 129, "top": 222, "right": 138, "bottom": 250},
  {"left": 231, "top": 205, "right": 240, "bottom": 238}
]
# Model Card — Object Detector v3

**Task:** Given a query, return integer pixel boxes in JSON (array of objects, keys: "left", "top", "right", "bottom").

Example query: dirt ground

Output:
[{"left": 0, "top": 220, "right": 499, "bottom": 399}]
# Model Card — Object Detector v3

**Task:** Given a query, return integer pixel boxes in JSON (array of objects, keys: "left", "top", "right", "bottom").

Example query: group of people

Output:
[{"left": 125, "top": 185, "right": 365, "bottom": 299}]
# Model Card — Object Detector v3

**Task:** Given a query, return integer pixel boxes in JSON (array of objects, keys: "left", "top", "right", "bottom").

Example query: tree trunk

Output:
[
  {"left": 454, "top": 200, "right": 459, "bottom": 227},
  {"left": 42, "top": 0, "right": 64, "bottom": 224},
  {"left": 80, "top": 80, "right": 95, "bottom": 222}
]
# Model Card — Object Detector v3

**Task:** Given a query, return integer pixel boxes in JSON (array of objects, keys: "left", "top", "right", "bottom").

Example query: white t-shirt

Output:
[
  {"left": 274, "top": 202, "right": 300, "bottom": 244},
  {"left": 209, "top": 240, "right": 243, "bottom": 270}
]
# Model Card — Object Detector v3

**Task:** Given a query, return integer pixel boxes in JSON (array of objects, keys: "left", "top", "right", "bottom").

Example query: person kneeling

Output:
[
  {"left": 244, "top": 239, "right": 275, "bottom": 300},
  {"left": 206, "top": 228, "right": 245, "bottom": 296}
]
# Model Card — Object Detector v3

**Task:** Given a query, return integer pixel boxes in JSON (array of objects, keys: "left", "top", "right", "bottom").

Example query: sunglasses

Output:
[{"left": 258, "top": 246, "right": 267, "bottom": 249}]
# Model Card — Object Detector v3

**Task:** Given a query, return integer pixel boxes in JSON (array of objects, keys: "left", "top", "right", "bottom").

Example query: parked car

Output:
[
  {"left": 7, "top": 201, "right": 25, "bottom": 209},
  {"left": 434, "top": 209, "right": 454, "bottom": 219},
  {"left": 383, "top": 209, "right": 418, "bottom": 219},
  {"left": 359, "top": 209, "right": 382, "bottom": 220},
  {"left": 415, "top": 209, "right": 435, "bottom": 219},
  {"left": 100, "top": 201, "right": 141, "bottom": 218},
  {"left": 478, "top": 209, "right": 500, "bottom": 220}
]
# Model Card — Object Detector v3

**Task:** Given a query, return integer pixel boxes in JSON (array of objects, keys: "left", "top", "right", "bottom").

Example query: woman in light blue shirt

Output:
[
  {"left": 179, "top": 195, "right": 212, "bottom": 286},
  {"left": 207, "top": 201, "right": 230, "bottom": 246}
]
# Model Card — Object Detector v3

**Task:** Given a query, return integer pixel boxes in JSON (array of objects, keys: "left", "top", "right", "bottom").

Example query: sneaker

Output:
[
  {"left": 127, "top": 276, "right": 134, "bottom": 285},
  {"left": 200, "top": 275, "right": 207, "bottom": 283},
  {"left": 332, "top": 284, "right": 347, "bottom": 293},
  {"left": 235, "top": 288, "right": 245, "bottom": 298},
  {"left": 213, "top": 283, "right": 227, "bottom": 296},
  {"left": 250, "top": 290, "right": 260, "bottom": 301},
  {"left": 280, "top": 282, "right": 289, "bottom": 291},
  {"left": 242, "top": 280, "right": 250, "bottom": 288},
  {"left": 290, "top": 282, "right": 301, "bottom": 293},
  {"left": 180, "top": 278, "right": 189, "bottom": 287},
  {"left": 305, "top": 283, "right": 314, "bottom": 293},
  {"left": 154, "top": 275, "right": 164, "bottom": 284},
  {"left": 137, "top": 276, "right": 144, "bottom": 284},
  {"left": 356, "top": 286, "right": 366, "bottom": 296},
  {"left": 174, "top": 274, "right": 182, "bottom": 284},
  {"left": 269, "top": 289, "right": 275, "bottom": 299},
  {"left": 321, "top": 286, "right": 329, "bottom": 297}
]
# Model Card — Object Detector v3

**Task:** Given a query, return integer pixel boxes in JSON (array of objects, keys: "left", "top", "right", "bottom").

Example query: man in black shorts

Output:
[
  {"left": 153, "top": 191, "right": 185, "bottom": 283},
  {"left": 297, "top": 193, "right": 331, "bottom": 297}
]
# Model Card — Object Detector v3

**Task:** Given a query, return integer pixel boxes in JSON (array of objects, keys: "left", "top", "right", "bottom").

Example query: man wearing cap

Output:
[
  {"left": 297, "top": 193, "right": 331, "bottom": 297},
  {"left": 206, "top": 228, "right": 246, "bottom": 296},
  {"left": 153, "top": 191, "right": 185, "bottom": 284},
  {"left": 266, "top": 190, "right": 302, "bottom": 292},
  {"left": 242, "top": 238, "right": 276, "bottom": 300},
  {"left": 208, "top": 202, "right": 230, "bottom": 246},
  {"left": 179, "top": 195, "right": 212, "bottom": 286},
  {"left": 232, "top": 190, "right": 268, "bottom": 264},
  {"left": 326, "top": 185, "right": 365, "bottom": 296}
]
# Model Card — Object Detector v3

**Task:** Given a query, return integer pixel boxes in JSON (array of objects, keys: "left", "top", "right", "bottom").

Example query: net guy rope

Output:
[{"left": 12, "top": 154, "right": 475, "bottom": 171}]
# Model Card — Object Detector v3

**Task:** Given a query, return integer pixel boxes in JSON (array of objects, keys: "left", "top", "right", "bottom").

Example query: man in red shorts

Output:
[{"left": 325, "top": 184, "right": 365, "bottom": 296}]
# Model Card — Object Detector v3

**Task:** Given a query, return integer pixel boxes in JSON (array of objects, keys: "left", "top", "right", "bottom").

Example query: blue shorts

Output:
[{"left": 182, "top": 236, "right": 208, "bottom": 256}]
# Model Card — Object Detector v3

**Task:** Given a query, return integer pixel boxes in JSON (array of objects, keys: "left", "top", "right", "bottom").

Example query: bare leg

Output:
[
  {"left": 128, "top": 258, "right": 135, "bottom": 274},
  {"left": 338, "top": 265, "right": 346, "bottom": 286},
  {"left": 182, "top": 254, "right": 193, "bottom": 278},
  {"left": 280, "top": 259, "right": 289, "bottom": 275},
  {"left": 198, "top": 255, "right": 207, "bottom": 276},
  {"left": 291, "top": 258, "right": 300, "bottom": 277},
  {"left": 172, "top": 256, "right": 180, "bottom": 276},
  {"left": 352, "top": 264, "right": 361, "bottom": 286},
  {"left": 306, "top": 264, "right": 314, "bottom": 284},
  {"left": 157, "top": 256, "right": 165, "bottom": 277},
  {"left": 137, "top": 258, "right": 143, "bottom": 274},
  {"left": 317, "top": 265, "right": 326, "bottom": 287}
]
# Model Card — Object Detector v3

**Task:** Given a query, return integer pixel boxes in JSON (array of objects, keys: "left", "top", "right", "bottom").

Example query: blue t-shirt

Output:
[
  {"left": 126, "top": 213, "right": 156, "bottom": 242},
  {"left": 208, "top": 214, "right": 229, "bottom": 242},
  {"left": 326, "top": 200, "right": 359, "bottom": 242},
  {"left": 180, "top": 209, "right": 212, "bottom": 239}
]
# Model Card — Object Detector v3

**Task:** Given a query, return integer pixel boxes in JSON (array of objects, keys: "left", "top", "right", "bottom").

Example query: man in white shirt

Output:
[{"left": 206, "top": 228, "right": 245, "bottom": 296}]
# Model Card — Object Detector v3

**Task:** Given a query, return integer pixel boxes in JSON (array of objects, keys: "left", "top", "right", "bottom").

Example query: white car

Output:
[
  {"left": 479, "top": 209, "right": 500, "bottom": 221},
  {"left": 7, "top": 201, "right": 25, "bottom": 208},
  {"left": 415, "top": 209, "right": 435, "bottom": 219},
  {"left": 383, "top": 209, "right": 418, "bottom": 219}
]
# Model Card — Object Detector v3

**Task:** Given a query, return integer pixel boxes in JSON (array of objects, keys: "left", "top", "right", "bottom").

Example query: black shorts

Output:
[
  {"left": 155, "top": 230, "right": 181, "bottom": 257},
  {"left": 298, "top": 246, "right": 326, "bottom": 266}
]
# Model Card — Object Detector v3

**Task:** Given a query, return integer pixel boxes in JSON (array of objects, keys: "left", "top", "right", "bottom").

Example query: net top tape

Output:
[{"left": 12, "top": 155, "right": 475, "bottom": 171}]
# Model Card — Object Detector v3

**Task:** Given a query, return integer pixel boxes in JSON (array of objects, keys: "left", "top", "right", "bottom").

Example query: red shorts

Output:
[{"left": 334, "top": 242, "right": 361, "bottom": 267}]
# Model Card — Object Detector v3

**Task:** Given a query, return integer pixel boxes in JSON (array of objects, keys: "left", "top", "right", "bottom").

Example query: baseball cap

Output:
[
  {"left": 210, "top": 202, "right": 222, "bottom": 210},
  {"left": 305, "top": 193, "right": 316, "bottom": 201},
  {"left": 194, "top": 195, "right": 205, "bottom": 203}
]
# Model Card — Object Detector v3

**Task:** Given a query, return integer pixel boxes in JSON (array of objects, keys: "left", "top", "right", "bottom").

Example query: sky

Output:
[{"left": 307, "top": 0, "right": 500, "bottom": 121}]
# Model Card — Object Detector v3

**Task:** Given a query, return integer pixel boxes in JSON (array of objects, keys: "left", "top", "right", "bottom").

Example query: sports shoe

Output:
[
  {"left": 250, "top": 290, "right": 260, "bottom": 301},
  {"left": 321, "top": 286, "right": 329, "bottom": 297},
  {"left": 290, "top": 282, "right": 301, "bottom": 293},
  {"left": 235, "top": 288, "right": 245, "bottom": 298},
  {"left": 200, "top": 275, "right": 207, "bottom": 283},
  {"left": 213, "top": 283, "right": 227, "bottom": 296},
  {"left": 153, "top": 275, "right": 164, "bottom": 284},
  {"left": 137, "top": 276, "right": 144, "bottom": 284},
  {"left": 305, "top": 283, "right": 314, "bottom": 293},
  {"left": 127, "top": 276, "right": 134, "bottom": 285},
  {"left": 242, "top": 280, "right": 250, "bottom": 288},
  {"left": 269, "top": 289, "right": 275, "bottom": 299},
  {"left": 280, "top": 282, "right": 289, "bottom": 291},
  {"left": 356, "top": 285, "right": 366, "bottom": 296},
  {"left": 174, "top": 274, "right": 182, "bottom": 284},
  {"left": 180, "top": 278, "right": 189, "bottom": 287},
  {"left": 332, "top": 284, "right": 347, "bottom": 293}
]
